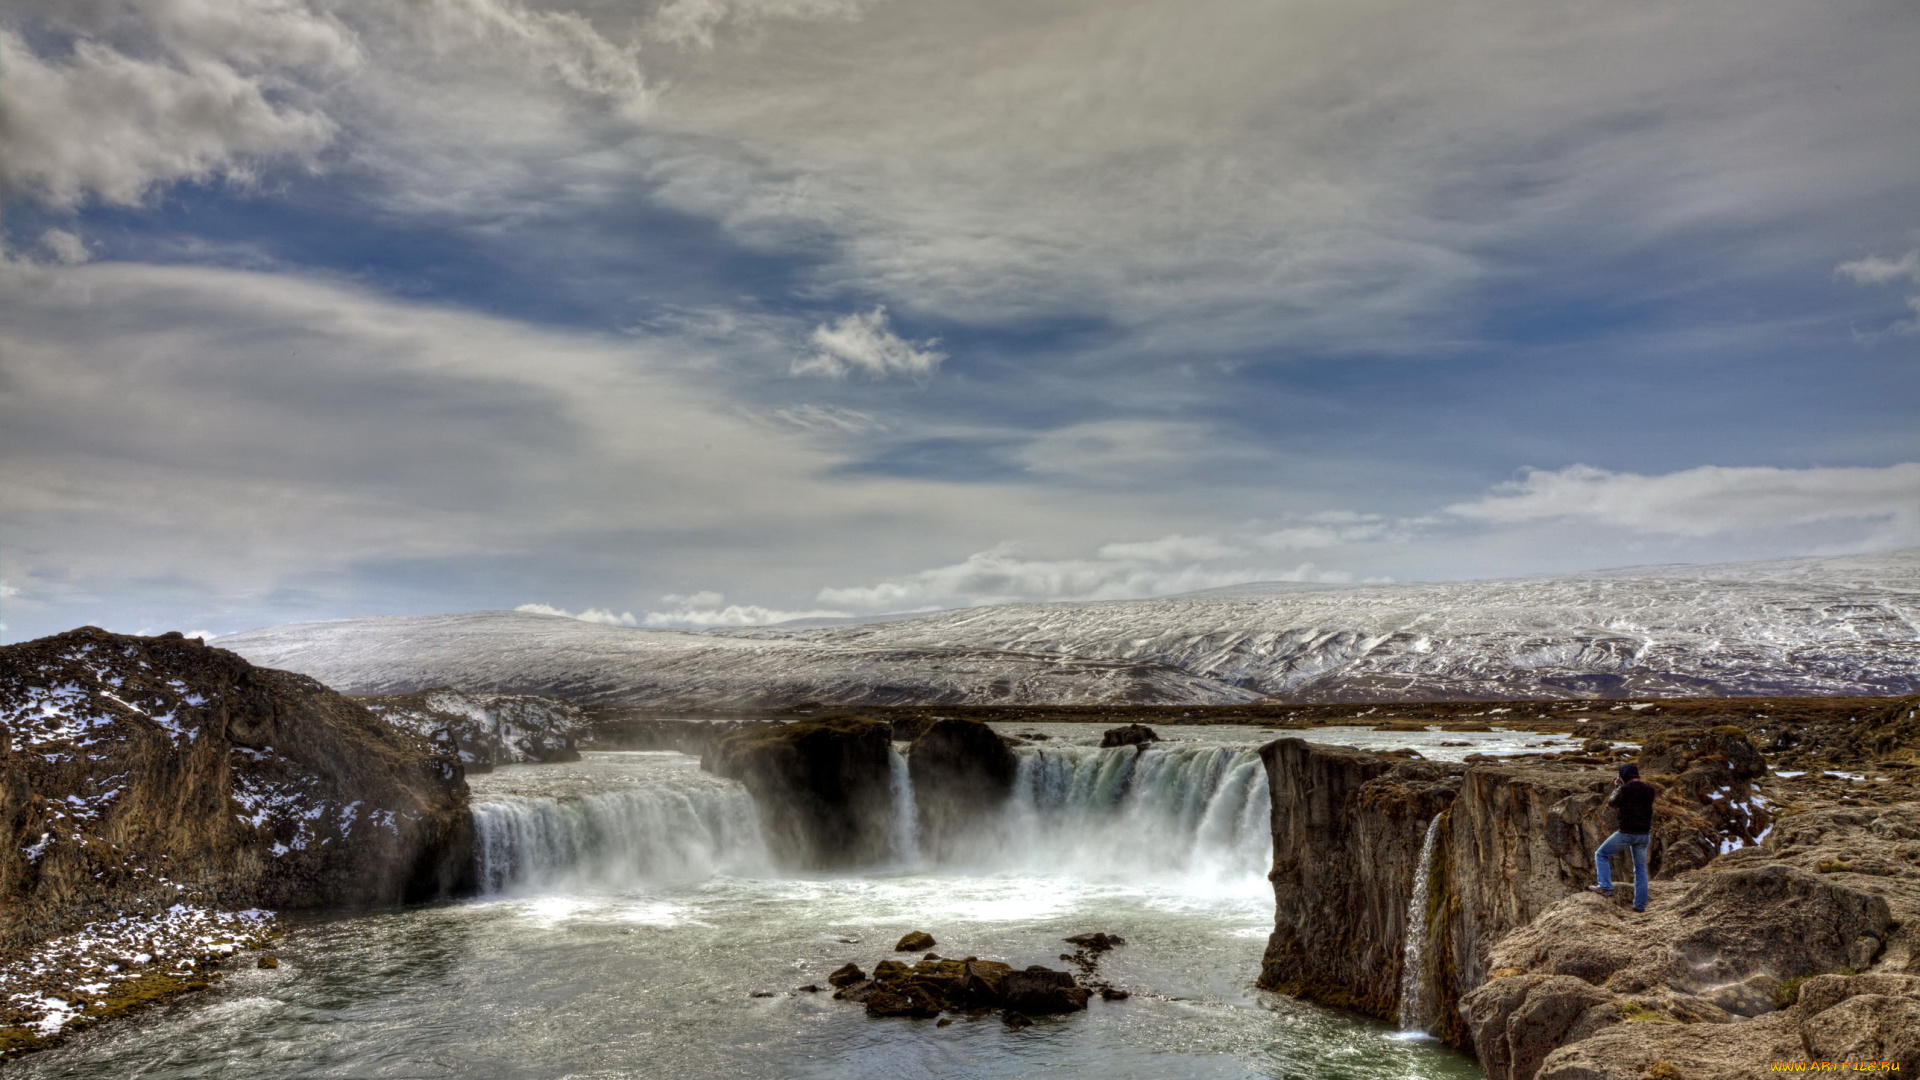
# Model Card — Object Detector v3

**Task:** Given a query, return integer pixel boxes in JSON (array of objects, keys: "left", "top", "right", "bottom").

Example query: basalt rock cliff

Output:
[
  {"left": 701, "top": 716, "right": 896, "bottom": 869},
  {"left": 0, "top": 628, "right": 473, "bottom": 953}
]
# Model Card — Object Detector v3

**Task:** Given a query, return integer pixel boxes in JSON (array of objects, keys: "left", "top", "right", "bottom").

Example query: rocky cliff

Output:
[
  {"left": 906, "top": 718, "right": 1018, "bottom": 859},
  {"left": 356, "top": 687, "right": 585, "bottom": 770},
  {"left": 0, "top": 629, "right": 474, "bottom": 953},
  {"left": 701, "top": 716, "right": 896, "bottom": 869},
  {"left": 1258, "top": 724, "right": 1841, "bottom": 1058}
]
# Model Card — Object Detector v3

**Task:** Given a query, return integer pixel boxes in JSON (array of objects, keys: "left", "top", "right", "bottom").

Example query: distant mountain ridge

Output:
[{"left": 217, "top": 551, "right": 1920, "bottom": 707}]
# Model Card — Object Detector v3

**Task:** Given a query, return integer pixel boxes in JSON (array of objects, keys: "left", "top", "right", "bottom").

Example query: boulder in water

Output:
[
  {"left": 895, "top": 931, "right": 936, "bottom": 952},
  {"left": 908, "top": 719, "right": 1018, "bottom": 858},
  {"left": 1063, "top": 932, "right": 1126, "bottom": 951},
  {"left": 1003, "top": 966, "right": 1090, "bottom": 1014},
  {"left": 827, "top": 962, "right": 866, "bottom": 987},
  {"left": 702, "top": 716, "right": 894, "bottom": 869},
  {"left": 1100, "top": 724, "right": 1159, "bottom": 748}
]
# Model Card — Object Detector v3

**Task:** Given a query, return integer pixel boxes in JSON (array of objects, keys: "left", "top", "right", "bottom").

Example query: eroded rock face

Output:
[
  {"left": 907, "top": 719, "right": 1017, "bottom": 858},
  {"left": 701, "top": 716, "right": 894, "bottom": 869},
  {"left": 0, "top": 628, "right": 473, "bottom": 953},
  {"left": 357, "top": 687, "right": 585, "bottom": 770},
  {"left": 1257, "top": 739, "right": 1461, "bottom": 1022}
]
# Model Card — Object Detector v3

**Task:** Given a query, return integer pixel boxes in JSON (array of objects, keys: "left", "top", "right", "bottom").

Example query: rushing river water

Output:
[{"left": 13, "top": 725, "right": 1571, "bottom": 1080}]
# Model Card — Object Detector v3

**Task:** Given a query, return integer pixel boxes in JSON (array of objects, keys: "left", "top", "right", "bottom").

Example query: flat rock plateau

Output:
[{"left": 217, "top": 551, "right": 1918, "bottom": 709}]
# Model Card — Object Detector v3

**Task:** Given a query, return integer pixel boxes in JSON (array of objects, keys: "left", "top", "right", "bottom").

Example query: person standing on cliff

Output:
[{"left": 1589, "top": 762, "right": 1656, "bottom": 912}]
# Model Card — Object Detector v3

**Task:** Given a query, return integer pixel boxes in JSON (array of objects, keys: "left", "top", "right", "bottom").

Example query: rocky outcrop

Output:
[
  {"left": 1257, "top": 739, "right": 1461, "bottom": 1021},
  {"left": 1258, "top": 728, "right": 1792, "bottom": 1049},
  {"left": 829, "top": 950, "right": 1092, "bottom": 1023},
  {"left": 1101, "top": 724, "right": 1159, "bottom": 748},
  {"left": 356, "top": 687, "right": 585, "bottom": 770},
  {"left": 0, "top": 628, "right": 473, "bottom": 954},
  {"left": 701, "top": 716, "right": 894, "bottom": 868},
  {"left": 907, "top": 719, "right": 1017, "bottom": 858}
]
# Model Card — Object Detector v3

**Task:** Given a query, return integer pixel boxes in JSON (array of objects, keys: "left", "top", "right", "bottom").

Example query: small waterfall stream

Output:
[
  {"left": 888, "top": 745, "right": 920, "bottom": 866},
  {"left": 1397, "top": 812, "right": 1444, "bottom": 1032}
]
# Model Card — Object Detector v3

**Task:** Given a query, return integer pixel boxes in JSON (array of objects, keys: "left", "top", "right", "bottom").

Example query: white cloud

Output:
[
  {"left": 1015, "top": 420, "right": 1264, "bottom": 485},
  {"left": 1837, "top": 249, "right": 1920, "bottom": 337},
  {"left": 38, "top": 229, "right": 92, "bottom": 265},
  {"left": 515, "top": 602, "right": 639, "bottom": 626},
  {"left": 815, "top": 539, "right": 1352, "bottom": 610},
  {"left": 1446, "top": 463, "right": 1920, "bottom": 542},
  {"left": 1836, "top": 250, "right": 1920, "bottom": 286},
  {"left": 642, "top": 591, "right": 849, "bottom": 627},
  {"left": 791, "top": 307, "right": 944, "bottom": 379}
]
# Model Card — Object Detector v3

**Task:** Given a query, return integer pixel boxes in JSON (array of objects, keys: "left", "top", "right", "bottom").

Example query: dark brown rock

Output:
[
  {"left": 827, "top": 962, "right": 866, "bottom": 987},
  {"left": 1003, "top": 966, "right": 1089, "bottom": 1014},
  {"left": 895, "top": 930, "right": 936, "bottom": 952},
  {"left": 1101, "top": 724, "right": 1159, "bottom": 748},
  {"left": 907, "top": 718, "right": 1018, "bottom": 858},
  {"left": 1063, "top": 932, "right": 1125, "bottom": 951},
  {"left": 702, "top": 716, "right": 894, "bottom": 869},
  {"left": 0, "top": 628, "right": 473, "bottom": 954}
]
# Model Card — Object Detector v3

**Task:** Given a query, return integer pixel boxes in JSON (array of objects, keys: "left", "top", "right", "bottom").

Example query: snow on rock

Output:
[
  {"left": 217, "top": 551, "right": 1920, "bottom": 708},
  {"left": 356, "top": 688, "right": 584, "bottom": 770},
  {"left": 0, "top": 628, "right": 472, "bottom": 964},
  {"left": 0, "top": 906, "right": 279, "bottom": 1057}
]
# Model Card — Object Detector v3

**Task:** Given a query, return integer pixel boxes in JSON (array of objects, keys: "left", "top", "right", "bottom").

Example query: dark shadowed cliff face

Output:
[
  {"left": 702, "top": 716, "right": 895, "bottom": 869},
  {"left": 1257, "top": 739, "right": 1461, "bottom": 1021},
  {"left": 0, "top": 628, "right": 473, "bottom": 952},
  {"left": 906, "top": 718, "right": 1017, "bottom": 859}
]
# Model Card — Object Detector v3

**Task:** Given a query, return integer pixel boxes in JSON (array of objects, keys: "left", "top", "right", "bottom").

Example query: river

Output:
[{"left": 11, "top": 724, "right": 1571, "bottom": 1079}]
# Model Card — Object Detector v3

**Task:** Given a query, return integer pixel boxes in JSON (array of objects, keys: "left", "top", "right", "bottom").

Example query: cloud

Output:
[
  {"left": 515, "top": 602, "right": 639, "bottom": 626},
  {"left": 641, "top": 591, "right": 850, "bottom": 627},
  {"left": 1447, "top": 463, "right": 1920, "bottom": 541},
  {"left": 1014, "top": 420, "right": 1265, "bottom": 486},
  {"left": 37, "top": 229, "right": 92, "bottom": 265},
  {"left": 815, "top": 539, "right": 1354, "bottom": 610},
  {"left": 1837, "top": 249, "right": 1920, "bottom": 337},
  {"left": 1836, "top": 250, "right": 1920, "bottom": 286},
  {"left": 791, "top": 307, "right": 944, "bottom": 379}
]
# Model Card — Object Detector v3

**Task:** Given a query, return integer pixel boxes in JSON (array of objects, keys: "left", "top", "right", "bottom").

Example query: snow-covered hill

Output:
[{"left": 217, "top": 551, "right": 1920, "bottom": 707}]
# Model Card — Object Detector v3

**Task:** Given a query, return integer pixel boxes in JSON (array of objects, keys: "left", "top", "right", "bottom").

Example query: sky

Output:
[{"left": 1, "top": 0, "right": 1916, "bottom": 642}]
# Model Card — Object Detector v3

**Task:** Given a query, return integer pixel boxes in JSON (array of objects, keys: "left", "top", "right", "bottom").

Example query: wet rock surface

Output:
[
  {"left": 827, "top": 934, "right": 1112, "bottom": 1026},
  {"left": 1100, "top": 724, "right": 1160, "bottom": 748},
  {"left": 700, "top": 716, "right": 895, "bottom": 869}
]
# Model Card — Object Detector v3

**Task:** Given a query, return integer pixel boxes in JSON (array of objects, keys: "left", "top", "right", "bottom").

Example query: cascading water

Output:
[
  {"left": 987, "top": 743, "right": 1272, "bottom": 891},
  {"left": 473, "top": 775, "right": 769, "bottom": 893},
  {"left": 1397, "top": 812, "right": 1444, "bottom": 1032},
  {"left": 887, "top": 745, "right": 920, "bottom": 866}
]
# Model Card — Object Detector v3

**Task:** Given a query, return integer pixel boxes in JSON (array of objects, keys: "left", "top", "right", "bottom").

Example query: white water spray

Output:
[
  {"left": 888, "top": 745, "right": 921, "bottom": 866},
  {"left": 991, "top": 744, "right": 1271, "bottom": 890},
  {"left": 1397, "top": 812, "right": 1444, "bottom": 1032},
  {"left": 473, "top": 785, "right": 768, "bottom": 894}
]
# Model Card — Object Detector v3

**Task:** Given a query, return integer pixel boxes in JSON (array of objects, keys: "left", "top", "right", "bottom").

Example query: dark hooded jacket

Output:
[{"left": 1608, "top": 778, "right": 1657, "bottom": 834}]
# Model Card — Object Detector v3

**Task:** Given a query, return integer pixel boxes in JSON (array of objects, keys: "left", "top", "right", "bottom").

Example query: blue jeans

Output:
[{"left": 1594, "top": 832, "right": 1649, "bottom": 909}]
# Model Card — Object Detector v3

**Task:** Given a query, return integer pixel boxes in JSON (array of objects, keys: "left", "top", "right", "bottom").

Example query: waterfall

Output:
[
  {"left": 888, "top": 745, "right": 921, "bottom": 866},
  {"left": 987, "top": 744, "right": 1272, "bottom": 890},
  {"left": 1397, "top": 812, "right": 1444, "bottom": 1032},
  {"left": 473, "top": 785, "right": 769, "bottom": 894}
]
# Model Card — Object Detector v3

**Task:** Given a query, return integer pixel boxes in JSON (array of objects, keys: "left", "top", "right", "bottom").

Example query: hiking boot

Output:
[
  {"left": 1632, "top": 905, "right": 1646, "bottom": 913},
  {"left": 1586, "top": 886, "right": 1613, "bottom": 897}
]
